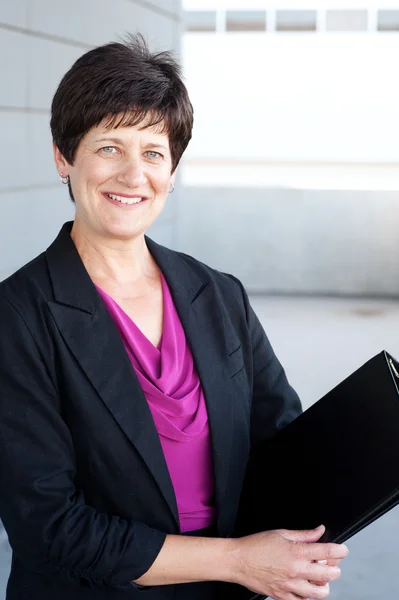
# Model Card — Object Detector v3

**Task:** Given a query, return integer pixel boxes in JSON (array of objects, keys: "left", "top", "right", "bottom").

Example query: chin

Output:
[{"left": 102, "top": 221, "right": 147, "bottom": 241}]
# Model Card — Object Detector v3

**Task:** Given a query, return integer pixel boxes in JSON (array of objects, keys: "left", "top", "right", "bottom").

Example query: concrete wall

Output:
[
  {"left": 177, "top": 186, "right": 399, "bottom": 297},
  {"left": 183, "top": 33, "right": 399, "bottom": 164},
  {"left": 0, "top": 0, "right": 181, "bottom": 282}
]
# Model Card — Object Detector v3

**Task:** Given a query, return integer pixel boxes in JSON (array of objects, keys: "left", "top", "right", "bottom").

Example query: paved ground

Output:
[{"left": 0, "top": 295, "right": 398, "bottom": 599}]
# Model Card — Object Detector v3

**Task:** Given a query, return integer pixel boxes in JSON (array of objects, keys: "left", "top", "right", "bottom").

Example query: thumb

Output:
[{"left": 280, "top": 524, "right": 325, "bottom": 543}]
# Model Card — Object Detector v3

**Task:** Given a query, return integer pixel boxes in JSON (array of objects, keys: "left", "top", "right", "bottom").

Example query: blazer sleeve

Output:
[{"left": 0, "top": 295, "right": 166, "bottom": 591}]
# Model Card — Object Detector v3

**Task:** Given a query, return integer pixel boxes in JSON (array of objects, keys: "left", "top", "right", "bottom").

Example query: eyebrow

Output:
[
  {"left": 94, "top": 137, "right": 168, "bottom": 151},
  {"left": 145, "top": 142, "right": 169, "bottom": 152},
  {"left": 94, "top": 137, "right": 124, "bottom": 145}
]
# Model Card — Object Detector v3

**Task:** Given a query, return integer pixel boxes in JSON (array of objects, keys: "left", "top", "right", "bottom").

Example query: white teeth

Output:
[{"left": 107, "top": 193, "right": 143, "bottom": 205}]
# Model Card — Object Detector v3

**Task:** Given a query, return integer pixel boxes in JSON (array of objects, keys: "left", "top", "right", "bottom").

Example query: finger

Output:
[
  {"left": 287, "top": 579, "right": 330, "bottom": 599},
  {"left": 303, "top": 542, "right": 349, "bottom": 561},
  {"left": 286, "top": 592, "right": 313, "bottom": 600},
  {"left": 326, "top": 558, "right": 341, "bottom": 567},
  {"left": 281, "top": 525, "right": 326, "bottom": 543},
  {"left": 287, "top": 579, "right": 330, "bottom": 600},
  {"left": 306, "top": 563, "right": 341, "bottom": 584},
  {"left": 314, "top": 558, "right": 340, "bottom": 567}
]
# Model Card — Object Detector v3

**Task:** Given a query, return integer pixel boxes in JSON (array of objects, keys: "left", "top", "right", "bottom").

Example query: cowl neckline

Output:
[{"left": 95, "top": 274, "right": 209, "bottom": 442}]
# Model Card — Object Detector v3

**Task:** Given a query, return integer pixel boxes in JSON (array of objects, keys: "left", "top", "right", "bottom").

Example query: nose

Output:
[{"left": 117, "top": 156, "right": 147, "bottom": 188}]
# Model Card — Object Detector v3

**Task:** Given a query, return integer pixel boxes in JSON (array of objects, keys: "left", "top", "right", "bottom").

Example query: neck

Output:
[{"left": 70, "top": 219, "right": 156, "bottom": 289}]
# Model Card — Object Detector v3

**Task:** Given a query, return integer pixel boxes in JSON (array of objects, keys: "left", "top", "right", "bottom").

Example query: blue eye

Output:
[
  {"left": 146, "top": 151, "right": 162, "bottom": 159},
  {"left": 102, "top": 146, "right": 117, "bottom": 153}
]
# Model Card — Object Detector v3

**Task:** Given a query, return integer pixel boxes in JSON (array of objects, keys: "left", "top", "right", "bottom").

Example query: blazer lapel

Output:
[
  {"left": 147, "top": 239, "right": 244, "bottom": 533},
  {"left": 46, "top": 223, "right": 179, "bottom": 529}
]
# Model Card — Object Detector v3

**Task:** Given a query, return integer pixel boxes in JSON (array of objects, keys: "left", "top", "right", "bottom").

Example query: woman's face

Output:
[{"left": 54, "top": 117, "right": 175, "bottom": 242}]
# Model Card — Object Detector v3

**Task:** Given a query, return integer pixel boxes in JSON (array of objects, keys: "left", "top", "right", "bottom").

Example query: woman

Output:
[{"left": 0, "top": 35, "right": 347, "bottom": 600}]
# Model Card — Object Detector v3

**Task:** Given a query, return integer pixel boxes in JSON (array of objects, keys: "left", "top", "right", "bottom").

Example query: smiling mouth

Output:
[{"left": 105, "top": 193, "right": 145, "bottom": 205}]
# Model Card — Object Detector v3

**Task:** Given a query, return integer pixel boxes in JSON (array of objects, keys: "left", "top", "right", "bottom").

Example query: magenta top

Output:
[{"left": 95, "top": 274, "right": 216, "bottom": 532}]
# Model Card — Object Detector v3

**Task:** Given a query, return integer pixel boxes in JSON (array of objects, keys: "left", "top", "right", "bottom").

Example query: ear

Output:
[{"left": 53, "top": 143, "right": 70, "bottom": 177}]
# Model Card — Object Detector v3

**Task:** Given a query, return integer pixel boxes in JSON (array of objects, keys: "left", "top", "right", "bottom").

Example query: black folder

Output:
[{"left": 233, "top": 351, "right": 399, "bottom": 600}]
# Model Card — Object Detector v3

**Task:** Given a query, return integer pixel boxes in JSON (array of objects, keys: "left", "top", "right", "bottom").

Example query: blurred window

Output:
[
  {"left": 378, "top": 10, "right": 399, "bottom": 31},
  {"left": 326, "top": 10, "right": 368, "bottom": 32},
  {"left": 276, "top": 10, "right": 317, "bottom": 32},
  {"left": 226, "top": 10, "right": 266, "bottom": 32},
  {"left": 184, "top": 11, "right": 216, "bottom": 32}
]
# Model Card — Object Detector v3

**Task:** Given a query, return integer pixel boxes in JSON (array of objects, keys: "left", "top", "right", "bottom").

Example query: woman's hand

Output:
[{"left": 228, "top": 524, "right": 348, "bottom": 599}]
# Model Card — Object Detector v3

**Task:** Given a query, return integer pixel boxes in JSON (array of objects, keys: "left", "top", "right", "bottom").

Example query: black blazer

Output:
[{"left": 0, "top": 222, "right": 301, "bottom": 599}]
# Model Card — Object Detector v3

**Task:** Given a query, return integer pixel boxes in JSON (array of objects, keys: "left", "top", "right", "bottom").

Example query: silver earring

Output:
[
  {"left": 169, "top": 183, "right": 175, "bottom": 194},
  {"left": 60, "top": 175, "right": 70, "bottom": 185}
]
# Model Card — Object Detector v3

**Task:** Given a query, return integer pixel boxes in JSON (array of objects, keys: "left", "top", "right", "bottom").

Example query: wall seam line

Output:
[
  {"left": 0, "top": 183, "right": 60, "bottom": 194},
  {"left": 0, "top": 107, "right": 50, "bottom": 114},
  {"left": 0, "top": 23, "right": 94, "bottom": 49},
  {"left": 127, "top": 0, "right": 180, "bottom": 22}
]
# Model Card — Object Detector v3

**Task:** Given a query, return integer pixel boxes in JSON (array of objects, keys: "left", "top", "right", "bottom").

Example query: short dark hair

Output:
[{"left": 51, "top": 34, "right": 193, "bottom": 178}]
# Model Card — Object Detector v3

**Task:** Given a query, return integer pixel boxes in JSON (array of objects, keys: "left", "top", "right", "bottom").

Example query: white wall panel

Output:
[
  {"left": 0, "top": 30, "right": 28, "bottom": 108},
  {"left": 183, "top": 33, "right": 399, "bottom": 163},
  {"left": 31, "top": 0, "right": 176, "bottom": 50},
  {"left": 0, "top": 111, "right": 28, "bottom": 190},
  {"left": 138, "top": 0, "right": 180, "bottom": 18},
  {"left": 0, "top": 186, "right": 74, "bottom": 281},
  {"left": 178, "top": 186, "right": 399, "bottom": 296},
  {"left": 27, "top": 113, "right": 57, "bottom": 186},
  {"left": 27, "top": 37, "right": 84, "bottom": 109},
  {"left": 0, "top": 0, "right": 27, "bottom": 28}
]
